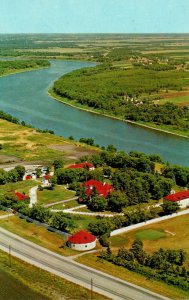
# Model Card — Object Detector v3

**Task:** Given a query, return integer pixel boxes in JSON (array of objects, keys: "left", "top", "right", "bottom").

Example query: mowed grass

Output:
[
  {"left": 51, "top": 199, "right": 80, "bottom": 210},
  {"left": 0, "top": 215, "right": 77, "bottom": 256},
  {"left": 135, "top": 229, "right": 166, "bottom": 240},
  {"left": 0, "top": 250, "right": 107, "bottom": 300},
  {"left": 37, "top": 185, "right": 75, "bottom": 205}
]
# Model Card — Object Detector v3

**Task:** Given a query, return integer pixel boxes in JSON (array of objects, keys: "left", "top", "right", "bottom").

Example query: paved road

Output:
[{"left": 0, "top": 227, "right": 169, "bottom": 300}]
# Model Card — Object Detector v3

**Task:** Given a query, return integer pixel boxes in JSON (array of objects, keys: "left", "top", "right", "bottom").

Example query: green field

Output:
[
  {"left": 0, "top": 250, "right": 107, "bottom": 300},
  {"left": 135, "top": 229, "right": 166, "bottom": 240},
  {"left": 37, "top": 185, "right": 75, "bottom": 205}
]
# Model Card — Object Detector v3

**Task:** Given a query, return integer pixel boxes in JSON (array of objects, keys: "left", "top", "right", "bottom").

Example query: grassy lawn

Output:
[
  {"left": 0, "top": 216, "right": 77, "bottom": 256},
  {"left": 71, "top": 214, "right": 97, "bottom": 231},
  {"left": 50, "top": 199, "right": 80, "bottom": 210},
  {"left": 0, "top": 180, "right": 36, "bottom": 197},
  {"left": 76, "top": 253, "right": 189, "bottom": 300},
  {"left": 0, "top": 250, "right": 107, "bottom": 300},
  {"left": 37, "top": 185, "right": 75, "bottom": 205},
  {"left": 135, "top": 229, "right": 166, "bottom": 240}
]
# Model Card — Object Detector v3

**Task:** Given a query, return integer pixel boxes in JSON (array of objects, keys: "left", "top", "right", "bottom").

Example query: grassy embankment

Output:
[
  {"left": 76, "top": 214, "right": 189, "bottom": 299},
  {"left": 0, "top": 119, "right": 98, "bottom": 164},
  {"left": 0, "top": 249, "right": 107, "bottom": 300}
]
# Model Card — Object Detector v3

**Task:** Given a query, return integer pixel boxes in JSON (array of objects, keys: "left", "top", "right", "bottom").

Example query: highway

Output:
[{"left": 0, "top": 227, "right": 170, "bottom": 300}]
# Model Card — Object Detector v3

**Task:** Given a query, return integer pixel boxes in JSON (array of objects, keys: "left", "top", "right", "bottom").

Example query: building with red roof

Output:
[
  {"left": 15, "top": 191, "right": 29, "bottom": 201},
  {"left": 164, "top": 190, "right": 189, "bottom": 208},
  {"left": 84, "top": 179, "right": 113, "bottom": 198},
  {"left": 42, "top": 175, "right": 51, "bottom": 186},
  {"left": 67, "top": 230, "right": 96, "bottom": 251},
  {"left": 68, "top": 162, "right": 95, "bottom": 171}
]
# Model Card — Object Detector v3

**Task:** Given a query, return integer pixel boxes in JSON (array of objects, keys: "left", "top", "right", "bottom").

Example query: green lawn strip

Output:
[
  {"left": 0, "top": 216, "right": 76, "bottom": 256},
  {"left": 0, "top": 250, "right": 107, "bottom": 300},
  {"left": 51, "top": 199, "right": 80, "bottom": 210},
  {"left": 76, "top": 254, "right": 189, "bottom": 300},
  {"left": 37, "top": 186, "right": 75, "bottom": 205},
  {"left": 135, "top": 229, "right": 166, "bottom": 240}
]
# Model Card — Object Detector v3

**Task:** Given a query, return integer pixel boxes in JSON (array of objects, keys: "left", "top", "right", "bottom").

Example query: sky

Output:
[{"left": 0, "top": 0, "right": 189, "bottom": 34}]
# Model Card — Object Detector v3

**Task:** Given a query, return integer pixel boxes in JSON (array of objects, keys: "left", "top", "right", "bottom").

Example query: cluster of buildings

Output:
[{"left": 13, "top": 161, "right": 189, "bottom": 252}]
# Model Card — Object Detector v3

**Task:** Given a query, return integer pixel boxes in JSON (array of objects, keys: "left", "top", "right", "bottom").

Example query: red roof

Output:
[
  {"left": 84, "top": 179, "right": 113, "bottom": 198},
  {"left": 164, "top": 190, "right": 189, "bottom": 202},
  {"left": 43, "top": 175, "right": 50, "bottom": 180},
  {"left": 15, "top": 192, "right": 29, "bottom": 201},
  {"left": 68, "top": 230, "right": 96, "bottom": 244},
  {"left": 68, "top": 162, "right": 94, "bottom": 169}
]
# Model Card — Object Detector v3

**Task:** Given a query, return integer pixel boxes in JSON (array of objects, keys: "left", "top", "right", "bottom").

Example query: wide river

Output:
[{"left": 0, "top": 60, "right": 188, "bottom": 166}]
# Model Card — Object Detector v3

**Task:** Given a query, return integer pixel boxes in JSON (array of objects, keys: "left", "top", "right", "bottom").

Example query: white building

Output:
[
  {"left": 67, "top": 230, "right": 96, "bottom": 251},
  {"left": 164, "top": 190, "right": 189, "bottom": 208}
]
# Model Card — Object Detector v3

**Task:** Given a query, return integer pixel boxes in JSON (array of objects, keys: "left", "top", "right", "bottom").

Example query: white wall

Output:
[{"left": 68, "top": 240, "right": 96, "bottom": 251}]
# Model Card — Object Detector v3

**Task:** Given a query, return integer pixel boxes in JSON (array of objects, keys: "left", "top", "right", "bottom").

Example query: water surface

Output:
[{"left": 0, "top": 60, "right": 188, "bottom": 166}]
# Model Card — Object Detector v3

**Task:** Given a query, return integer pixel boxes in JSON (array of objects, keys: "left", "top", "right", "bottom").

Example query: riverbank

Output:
[
  {"left": 49, "top": 88, "right": 189, "bottom": 139},
  {"left": 0, "top": 65, "right": 50, "bottom": 78}
]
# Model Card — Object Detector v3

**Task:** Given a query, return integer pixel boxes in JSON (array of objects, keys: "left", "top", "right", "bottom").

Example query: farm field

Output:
[{"left": 0, "top": 250, "right": 106, "bottom": 300}]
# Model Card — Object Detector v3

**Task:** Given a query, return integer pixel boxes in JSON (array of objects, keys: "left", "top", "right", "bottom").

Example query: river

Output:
[{"left": 0, "top": 60, "right": 188, "bottom": 166}]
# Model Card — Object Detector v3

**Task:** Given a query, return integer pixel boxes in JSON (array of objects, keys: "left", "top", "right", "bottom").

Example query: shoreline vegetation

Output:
[
  {"left": 49, "top": 88, "right": 189, "bottom": 139},
  {"left": 0, "top": 59, "right": 50, "bottom": 78}
]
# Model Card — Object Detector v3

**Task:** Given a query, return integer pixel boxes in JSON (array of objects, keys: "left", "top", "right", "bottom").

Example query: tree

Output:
[
  {"left": 161, "top": 201, "right": 180, "bottom": 215},
  {"left": 53, "top": 159, "right": 65, "bottom": 170},
  {"left": 89, "top": 196, "right": 107, "bottom": 211},
  {"left": 106, "top": 144, "right": 117, "bottom": 153},
  {"left": 14, "top": 165, "right": 25, "bottom": 181},
  {"left": 88, "top": 219, "right": 113, "bottom": 236},
  {"left": 108, "top": 191, "right": 128, "bottom": 212},
  {"left": 130, "top": 239, "right": 147, "bottom": 264},
  {"left": 50, "top": 212, "right": 76, "bottom": 232}
]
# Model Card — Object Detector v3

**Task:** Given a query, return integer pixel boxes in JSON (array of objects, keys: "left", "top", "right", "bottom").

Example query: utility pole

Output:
[
  {"left": 9, "top": 245, "right": 11, "bottom": 267},
  {"left": 91, "top": 278, "right": 93, "bottom": 300}
]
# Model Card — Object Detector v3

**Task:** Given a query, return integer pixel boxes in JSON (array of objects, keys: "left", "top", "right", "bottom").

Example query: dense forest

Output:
[
  {"left": 0, "top": 59, "right": 50, "bottom": 76},
  {"left": 53, "top": 64, "right": 189, "bottom": 132}
]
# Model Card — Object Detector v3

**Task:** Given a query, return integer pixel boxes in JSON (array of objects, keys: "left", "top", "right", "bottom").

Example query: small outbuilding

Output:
[
  {"left": 164, "top": 190, "right": 189, "bottom": 208},
  {"left": 67, "top": 230, "right": 96, "bottom": 251}
]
